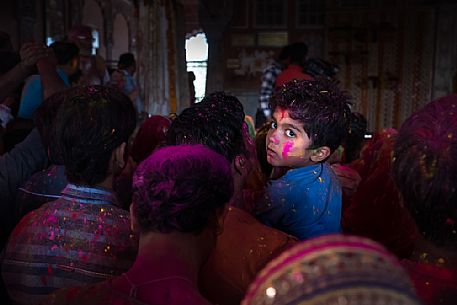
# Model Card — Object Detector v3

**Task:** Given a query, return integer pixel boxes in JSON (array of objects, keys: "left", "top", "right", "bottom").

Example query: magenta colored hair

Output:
[
  {"left": 132, "top": 144, "right": 234, "bottom": 234},
  {"left": 393, "top": 94, "right": 457, "bottom": 243}
]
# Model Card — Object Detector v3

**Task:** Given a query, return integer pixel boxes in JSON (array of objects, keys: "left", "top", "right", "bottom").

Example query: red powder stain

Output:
[
  {"left": 49, "top": 231, "right": 55, "bottom": 240},
  {"left": 282, "top": 141, "right": 294, "bottom": 158},
  {"left": 51, "top": 245, "right": 58, "bottom": 251},
  {"left": 280, "top": 109, "right": 286, "bottom": 120},
  {"left": 47, "top": 215, "right": 58, "bottom": 225},
  {"left": 47, "top": 264, "right": 53, "bottom": 276}
]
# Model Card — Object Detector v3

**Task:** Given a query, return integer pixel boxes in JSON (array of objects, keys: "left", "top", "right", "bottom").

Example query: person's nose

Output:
[{"left": 268, "top": 130, "right": 279, "bottom": 146}]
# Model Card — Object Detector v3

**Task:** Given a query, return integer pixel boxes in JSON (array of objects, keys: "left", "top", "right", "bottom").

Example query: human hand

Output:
[{"left": 19, "top": 43, "right": 50, "bottom": 70}]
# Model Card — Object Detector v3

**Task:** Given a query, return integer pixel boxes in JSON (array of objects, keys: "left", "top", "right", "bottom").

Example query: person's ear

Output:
[
  {"left": 310, "top": 146, "right": 331, "bottom": 162},
  {"left": 234, "top": 154, "right": 248, "bottom": 176},
  {"left": 129, "top": 203, "right": 140, "bottom": 233},
  {"left": 70, "top": 57, "right": 79, "bottom": 70},
  {"left": 114, "top": 142, "right": 127, "bottom": 169}
]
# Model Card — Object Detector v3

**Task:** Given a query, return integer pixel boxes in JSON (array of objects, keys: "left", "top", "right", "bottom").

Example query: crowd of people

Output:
[{"left": 0, "top": 30, "right": 456, "bottom": 305}]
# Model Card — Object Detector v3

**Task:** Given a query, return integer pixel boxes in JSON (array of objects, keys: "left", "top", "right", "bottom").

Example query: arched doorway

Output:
[{"left": 185, "top": 32, "right": 208, "bottom": 102}]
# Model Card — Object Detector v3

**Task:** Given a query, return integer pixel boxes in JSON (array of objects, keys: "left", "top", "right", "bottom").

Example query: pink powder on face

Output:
[{"left": 282, "top": 141, "right": 294, "bottom": 158}]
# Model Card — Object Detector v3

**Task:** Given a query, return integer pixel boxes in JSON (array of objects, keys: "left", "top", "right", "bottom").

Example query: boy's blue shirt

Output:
[{"left": 257, "top": 162, "right": 342, "bottom": 240}]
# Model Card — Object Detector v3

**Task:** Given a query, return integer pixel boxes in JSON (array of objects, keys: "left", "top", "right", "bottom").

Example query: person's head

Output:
[
  {"left": 130, "top": 144, "right": 233, "bottom": 252},
  {"left": 267, "top": 79, "right": 351, "bottom": 168},
  {"left": 131, "top": 115, "right": 171, "bottom": 163},
  {"left": 50, "top": 41, "right": 80, "bottom": 76},
  {"left": 242, "top": 234, "right": 421, "bottom": 305},
  {"left": 167, "top": 92, "right": 253, "bottom": 193},
  {"left": 287, "top": 42, "right": 308, "bottom": 66},
  {"left": 67, "top": 25, "right": 93, "bottom": 56},
  {"left": 392, "top": 95, "right": 457, "bottom": 246},
  {"left": 52, "top": 85, "right": 136, "bottom": 186},
  {"left": 276, "top": 44, "right": 291, "bottom": 66},
  {"left": 118, "top": 53, "right": 136, "bottom": 74}
]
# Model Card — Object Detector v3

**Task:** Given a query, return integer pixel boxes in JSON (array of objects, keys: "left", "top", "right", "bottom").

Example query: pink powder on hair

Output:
[{"left": 282, "top": 141, "right": 294, "bottom": 158}]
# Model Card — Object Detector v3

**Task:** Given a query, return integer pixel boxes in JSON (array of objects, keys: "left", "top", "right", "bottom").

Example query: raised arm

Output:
[
  {"left": 0, "top": 43, "right": 48, "bottom": 101},
  {"left": 37, "top": 49, "right": 66, "bottom": 100}
]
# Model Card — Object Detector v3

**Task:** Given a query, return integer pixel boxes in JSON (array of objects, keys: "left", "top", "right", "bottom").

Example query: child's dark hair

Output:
[
  {"left": 118, "top": 53, "right": 135, "bottom": 69},
  {"left": 269, "top": 79, "right": 352, "bottom": 153}
]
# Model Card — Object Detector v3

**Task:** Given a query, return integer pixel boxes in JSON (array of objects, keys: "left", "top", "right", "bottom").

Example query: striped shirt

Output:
[{"left": 2, "top": 184, "right": 138, "bottom": 305}]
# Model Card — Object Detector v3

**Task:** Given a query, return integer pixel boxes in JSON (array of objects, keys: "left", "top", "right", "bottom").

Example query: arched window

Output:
[{"left": 185, "top": 32, "right": 208, "bottom": 102}]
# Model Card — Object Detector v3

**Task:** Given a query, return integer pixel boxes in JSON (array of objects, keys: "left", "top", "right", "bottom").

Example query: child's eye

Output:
[
  {"left": 271, "top": 121, "right": 277, "bottom": 129},
  {"left": 285, "top": 129, "right": 296, "bottom": 137}
]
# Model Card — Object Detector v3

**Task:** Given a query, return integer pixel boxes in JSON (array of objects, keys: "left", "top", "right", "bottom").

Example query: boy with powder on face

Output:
[{"left": 257, "top": 79, "right": 351, "bottom": 240}]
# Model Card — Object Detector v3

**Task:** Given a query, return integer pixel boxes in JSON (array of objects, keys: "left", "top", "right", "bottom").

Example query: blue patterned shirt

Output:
[{"left": 2, "top": 184, "right": 138, "bottom": 305}]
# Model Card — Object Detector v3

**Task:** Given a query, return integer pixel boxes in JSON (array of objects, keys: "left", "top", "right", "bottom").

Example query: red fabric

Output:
[
  {"left": 274, "top": 64, "right": 313, "bottom": 88},
  {"left": 199, "top": 207, "right": 297, "bottom": 305},
  {"left": 342, "top": 129, "right": 419, "bottom": 259},
  {"left": 402, "top": 260, "right": 457, "bottom": 305},
  {"left": 44, "top": 267, "right": 210, "bottom": 305},
  {"left": 130, "top": 116, "right": 171, "bottom": 163},
  {"left": 44, "top": 247, "right": 211, "bottom": 305}
]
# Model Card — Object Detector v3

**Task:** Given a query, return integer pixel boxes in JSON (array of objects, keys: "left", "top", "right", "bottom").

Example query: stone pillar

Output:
[
  {"left": 138, "top": 0, "right": 170, "bottom": 115},
  {"left": 198, "top": 0, "right": 233, "bottom": 94},
  {"left": 174, "top": 1, "right": 190, "bottom": 113},
  {"left": 137, "top": 0, "right": 188, "bottom": 115}
]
